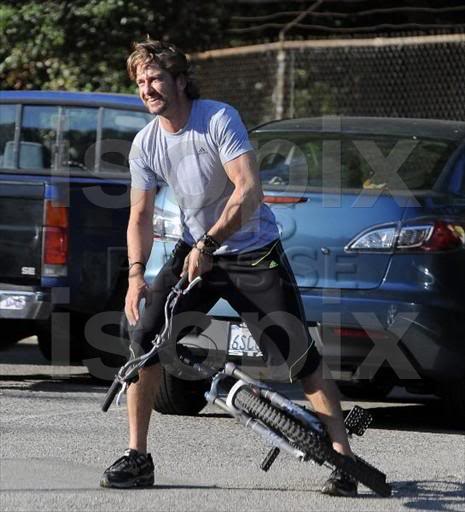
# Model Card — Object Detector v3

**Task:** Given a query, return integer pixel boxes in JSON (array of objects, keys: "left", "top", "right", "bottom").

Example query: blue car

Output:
[{"left": 148, "top": 117, "right": 465, "bottom": 422}]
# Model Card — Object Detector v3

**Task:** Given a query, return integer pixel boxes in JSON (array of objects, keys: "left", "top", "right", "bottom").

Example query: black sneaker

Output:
[
  {"left": 100, "top": 449, "right": 154, "bottom": 488},
  {"left": 321, "top": 469, "right": 358, "bottom": 497}
]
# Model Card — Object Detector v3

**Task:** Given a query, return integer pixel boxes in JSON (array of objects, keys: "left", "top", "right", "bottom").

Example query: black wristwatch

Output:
[{"left": 197, "top": 233, "right": 221, "bottom": 255}]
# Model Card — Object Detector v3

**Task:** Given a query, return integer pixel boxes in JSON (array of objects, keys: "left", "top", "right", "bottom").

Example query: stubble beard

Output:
[{"left": 146, "top": 96, "right": 168, "bottom": 115}]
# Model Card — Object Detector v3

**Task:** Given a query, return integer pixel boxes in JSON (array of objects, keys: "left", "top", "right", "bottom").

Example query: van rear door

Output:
[{"left": 0, "top": 179, "right": 45, "bottom": 285}]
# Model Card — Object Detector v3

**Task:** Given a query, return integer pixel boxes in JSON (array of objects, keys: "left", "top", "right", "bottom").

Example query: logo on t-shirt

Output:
[{"left": 198, "top": 147, "right": 207, "bottom": 155}]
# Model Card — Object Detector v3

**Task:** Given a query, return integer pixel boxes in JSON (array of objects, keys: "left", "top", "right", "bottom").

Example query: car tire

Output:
[
  {"left": 153, "top": 365, "right": 209, "bottom": 416},
  {"left": 112, "top": 311, "right": 210, "bottom": 415},
  {"left": 338, "top": 381, "right": 394, "bottom": 400},
  {"left": 439, "top": 378, "right": 465, "bottom": 428},
  {"left": 0, "top": 319, "right": 35, "bottom": 349}
]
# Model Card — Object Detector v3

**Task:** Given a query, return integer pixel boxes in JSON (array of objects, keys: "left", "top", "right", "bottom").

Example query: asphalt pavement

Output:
[{"left": 1, "top": 338, "right": 464, "bottom": 512}]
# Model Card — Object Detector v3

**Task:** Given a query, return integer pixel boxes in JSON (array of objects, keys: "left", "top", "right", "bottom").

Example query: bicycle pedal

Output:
[
  {"left": 344, "top": 405, "right": 373, "bottom": 436},
  {"left": 260, "top": 447, "right": 280, "bottom": 472}
]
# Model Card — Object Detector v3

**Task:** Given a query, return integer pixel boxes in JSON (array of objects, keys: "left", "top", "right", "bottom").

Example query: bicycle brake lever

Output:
[
  {"left": 183, "top": 276, "right": 202, "bottom": 294},
  {"left": 116, "top": 382, "right": 128, "bottom": 407}
]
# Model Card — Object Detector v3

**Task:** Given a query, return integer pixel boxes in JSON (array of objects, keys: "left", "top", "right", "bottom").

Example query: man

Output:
[{"left": 101, "top": 39, "right": 357, "bottom": 497}]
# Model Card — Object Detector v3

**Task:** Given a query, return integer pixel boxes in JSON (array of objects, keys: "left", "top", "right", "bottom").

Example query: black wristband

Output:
[
  {"left": 128, "top": 261, "right": 146, "bottom": 272},
  {"left": 199, "top": 233, "right": 221, "bottom": 251}
]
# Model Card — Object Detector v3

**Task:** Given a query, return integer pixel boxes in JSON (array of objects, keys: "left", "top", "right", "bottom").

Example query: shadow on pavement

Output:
[
  {"left": 0, "top": 337, "right": 113, "bottom": 392},
  {"left": 363, "top": 402, "right": 464, "bottom": 434},
  {"left": 0, "top": 373, "right": 105, "bottom": 393},
  {"left": 391, "top": 480, "right": 465, "bottom": 510}
]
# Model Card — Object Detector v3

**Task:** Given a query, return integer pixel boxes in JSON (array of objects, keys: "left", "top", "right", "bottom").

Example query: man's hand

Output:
[
  {"left": 182, "top": 247, "right": 213, "bottom": 282},
  {"left": 125, "top": 274, "right": 149, "bottom": 326}
]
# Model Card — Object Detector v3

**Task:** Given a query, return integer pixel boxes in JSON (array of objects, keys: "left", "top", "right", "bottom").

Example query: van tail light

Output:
[
  {"left": 346, "top": 220, "right": 465, "bottom": 253},
  {"left": 153, "top": 208, "right": 182, "bottom": 241},
  {"left": 43, "top": 200, "right": 69, "bottom": 276},
  {"left": 263, "top": 196, "right": 307, "bottom": 204}
]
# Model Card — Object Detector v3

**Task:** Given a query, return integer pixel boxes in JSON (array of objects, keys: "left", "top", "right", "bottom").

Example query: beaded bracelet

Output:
[{"left": 128, "top": 261, "right": 146, "bottom": 272}]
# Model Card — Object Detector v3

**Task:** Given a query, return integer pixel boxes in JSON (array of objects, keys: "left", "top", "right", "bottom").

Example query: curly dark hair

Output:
[{"left": 127, "top": 39, "right": 200, "bottom": 99}]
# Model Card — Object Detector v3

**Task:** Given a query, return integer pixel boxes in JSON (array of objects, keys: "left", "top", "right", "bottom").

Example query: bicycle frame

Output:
[
  {"left": 102, "top": 275, "right": 380, "bottom": 478},
  {"left": 104, "top": 276, "right": 328, "bottom": 458}
]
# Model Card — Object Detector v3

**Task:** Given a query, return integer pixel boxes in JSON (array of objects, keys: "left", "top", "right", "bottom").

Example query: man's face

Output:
[{"left": 136, "top": 64, "right": 179, "bottom": 115}]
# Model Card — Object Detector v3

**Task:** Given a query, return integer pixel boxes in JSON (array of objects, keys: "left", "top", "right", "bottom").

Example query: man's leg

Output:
[
  {"left": 101, "top": 240, "right": 219, "bottom": 488},
  {"left": 301, "top": 361, "right": 352, "bottom": 456},
  {"left": 127, "top": 363, "right": 162, "bottom": 454},
  {"left": 123, "top": 242, "right": 191, "bottom": 456},
  {"left": 302, "top": 362, "right": 359, "bottom": 497},
  {"left": 220, "top": 240, "right": 358, "bottom": 496},
  {"left": 100, "top": 364, "right": 161, "bottom": 488}
]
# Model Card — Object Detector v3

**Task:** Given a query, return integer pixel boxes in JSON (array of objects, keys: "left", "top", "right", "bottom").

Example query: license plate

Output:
[
  {"left": 0, "top": 295, "right": 27, "bottom": 310},
  {"left": 228, "top": 323, "right": 263, "bottom": 358}
]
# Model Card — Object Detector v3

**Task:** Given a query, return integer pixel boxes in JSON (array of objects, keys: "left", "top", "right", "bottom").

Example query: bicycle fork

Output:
[
  {"left": 204, "top": 362, "right": 374, "bottom": 472},
  {"left": 204, "top": 363, "right": 308, "bottom": 471},
  {"left": 205, "top": 374, "right": 305, "bottom": 471}
]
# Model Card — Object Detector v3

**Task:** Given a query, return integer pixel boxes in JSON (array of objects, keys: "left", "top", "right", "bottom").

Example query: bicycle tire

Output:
[{"left": 234, "top": 387, "right": 391, "bottom": 497}]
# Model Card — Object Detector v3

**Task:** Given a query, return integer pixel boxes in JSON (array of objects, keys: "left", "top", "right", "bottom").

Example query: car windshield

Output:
[{"left": 252, "top": 132, "right": 455, "bottom": 193}]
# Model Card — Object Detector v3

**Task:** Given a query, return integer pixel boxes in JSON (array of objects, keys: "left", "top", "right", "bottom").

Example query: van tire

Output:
[
  {"left": 83, "top": 312, "right": 129, "bottom": 382},
  {"left": 0, "top": 319, "right": 35, "bottom": 349},
  {"left": 36, "top": 315, "right": 85, "bottom": 364}
]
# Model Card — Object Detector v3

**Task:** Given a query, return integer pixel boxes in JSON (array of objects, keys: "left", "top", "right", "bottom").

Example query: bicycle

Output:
[{"left": 102, "top": 275, "right": 392, "bottom": 497}]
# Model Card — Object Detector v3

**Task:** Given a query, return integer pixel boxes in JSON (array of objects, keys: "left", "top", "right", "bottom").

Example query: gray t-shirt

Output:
[{"left": 129, "top": 99, "right": 279, "bottom": 254}]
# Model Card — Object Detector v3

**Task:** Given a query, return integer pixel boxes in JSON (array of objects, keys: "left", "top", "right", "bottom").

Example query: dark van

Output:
[{"left": 0, "top": 90, "right": 152, "bottom": 377}]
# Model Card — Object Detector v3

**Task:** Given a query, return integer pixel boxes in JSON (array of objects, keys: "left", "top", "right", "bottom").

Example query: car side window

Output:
[
  {"left": 401, "top": 140, "right": 452, "bottom": 190},
  {"left": 100, "top": 108, "right": 152, "bottom": 173},
  {"left": 0, "top": 104, "right": 17, "bottom": 168},
  {"left": 254, "top": 136, "right": 313, "bottom": 190},
  {"left": 254, "top": 132, "right": 453, "bottom": 193}
]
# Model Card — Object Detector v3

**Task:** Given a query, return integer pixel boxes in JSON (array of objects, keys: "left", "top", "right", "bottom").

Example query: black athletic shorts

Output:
[{"left": 127, "top": 239, "right": 321, "bottom": 382}]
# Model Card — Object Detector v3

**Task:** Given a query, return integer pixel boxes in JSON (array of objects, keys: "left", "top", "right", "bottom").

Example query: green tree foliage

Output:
[{"left": 0, "top": 0, "right": 228, "bottom": 91}]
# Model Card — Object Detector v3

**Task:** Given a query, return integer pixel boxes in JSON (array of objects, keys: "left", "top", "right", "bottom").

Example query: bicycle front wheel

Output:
[{"left": 234, "top": 387, "right": 391, "bottom": 497}]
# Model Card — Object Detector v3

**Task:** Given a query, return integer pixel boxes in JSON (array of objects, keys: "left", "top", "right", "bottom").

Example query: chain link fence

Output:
[{"left": 191, "top": 34, "right": 465, "bottom": 127}]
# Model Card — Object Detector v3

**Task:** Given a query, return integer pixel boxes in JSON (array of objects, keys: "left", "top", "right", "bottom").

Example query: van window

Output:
[
  {"left": 20, "top": 105, "right": 59, "bottom": 169},
  {"left": 100, "top": 108, "right": 152, "bottom": 173},
  {"left": 0, "top": 104, "right": 17, "bottom": 168},
  {"left": 60, "top": 107, "right": 98, "bottom": 172},
  {"left": 2, "top": 101, "right": 151, "bottom": 175},
  {"left": 18, "top": 106, "right": 99, "bottom": 172}
]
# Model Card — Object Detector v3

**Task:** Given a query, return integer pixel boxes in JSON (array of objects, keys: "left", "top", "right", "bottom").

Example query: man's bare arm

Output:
[
  {"left": 126, "top": 187, "right": 156, "bottom": 325},
  {"left": 206, "top": 151, "right": 263, "bottom": 244},
  {"left": 185, "top": 151, "right": 264, "bottom": 281},
  {"left": 127, "top": 188, "right": 156, "bottom": 266}
]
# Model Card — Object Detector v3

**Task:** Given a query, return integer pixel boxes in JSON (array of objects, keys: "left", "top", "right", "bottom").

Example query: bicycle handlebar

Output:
[
  {"left": 101, "top": 377, "right": 122, "bottom": 412},
  {"left": 101, "top": 273, "right": 202, "bottom": 413},
  {"left": 174, "top": 273, "right": 189, "bottom": 291},
  {"left": 175, "top": 274, "right": 202, "bottom": 294}
]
